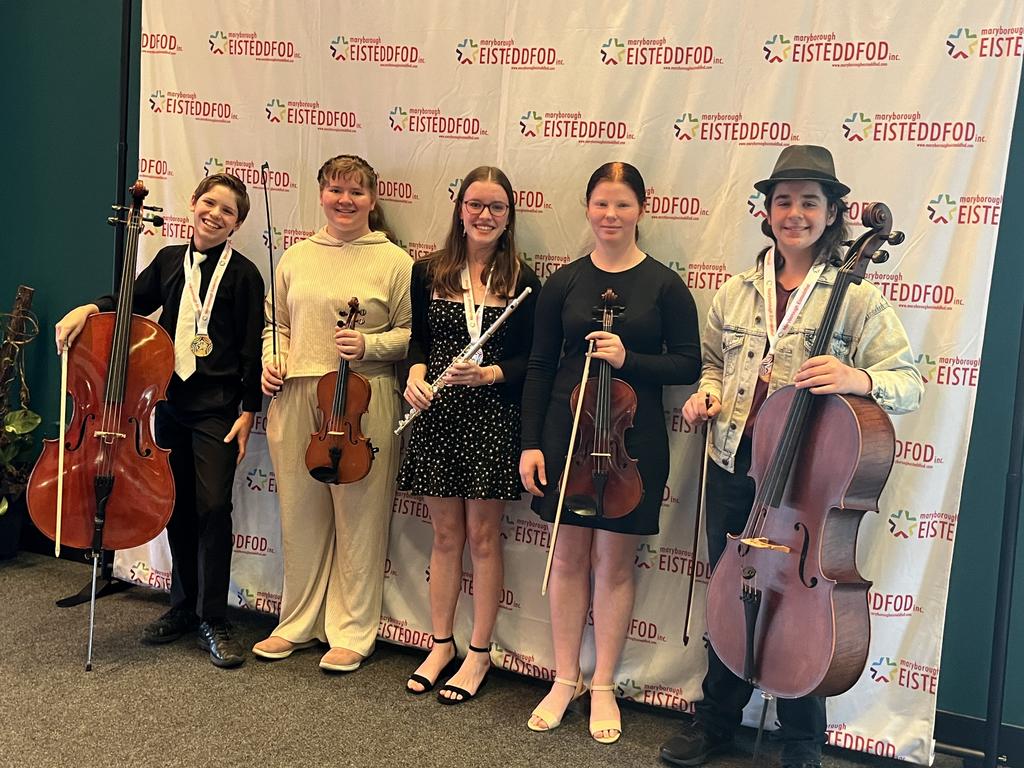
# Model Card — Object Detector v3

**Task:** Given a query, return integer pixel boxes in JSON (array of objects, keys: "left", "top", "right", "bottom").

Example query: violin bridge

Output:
[
  {"left": 740, "top": 537, "right": 791, "bottom": 553},
  {"left": 93, "top": 430, "right": 126, "bottom": 443}
]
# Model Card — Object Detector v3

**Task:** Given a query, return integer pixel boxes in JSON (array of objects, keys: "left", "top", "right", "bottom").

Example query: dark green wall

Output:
[
  {"left": 3, "top": 0, "right": 1023, "bottom": 732},
  {"left": 938, "top": 79, "right": 1024, "bottom": 725}
]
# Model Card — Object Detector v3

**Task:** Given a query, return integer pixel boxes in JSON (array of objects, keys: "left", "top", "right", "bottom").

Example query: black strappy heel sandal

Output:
[
  {"left": 437, "top": 643, "right": 491, "bottom": 705},
  {"left": 406, "top": 635, "right": 458, "bottom": 695}
]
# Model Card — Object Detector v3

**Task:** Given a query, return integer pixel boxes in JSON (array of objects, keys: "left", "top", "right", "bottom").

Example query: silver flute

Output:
[{"left": 394, "top": 286, "right": 533, "bottom": 435}]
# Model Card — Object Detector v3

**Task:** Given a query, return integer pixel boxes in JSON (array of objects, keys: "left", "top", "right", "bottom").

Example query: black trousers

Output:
[
  {"left": 695, "top": 437, "right": 826, "bottom": 765},
  {"left": 155, "top": 402, "right": 238, "bottom": 622}
]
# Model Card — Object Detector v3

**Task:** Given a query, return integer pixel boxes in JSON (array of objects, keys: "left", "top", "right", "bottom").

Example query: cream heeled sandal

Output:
[
  {"left": 589, "top": 684, "right": 622, "bottom": 744},
  {"left": 527, "top": 672, "right": 586, "bottom": 732}
]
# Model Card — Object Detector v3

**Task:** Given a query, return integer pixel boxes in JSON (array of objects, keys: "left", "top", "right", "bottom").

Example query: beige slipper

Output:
[{"left": 252, "top": 636, "right": 318, "bottom": 660}]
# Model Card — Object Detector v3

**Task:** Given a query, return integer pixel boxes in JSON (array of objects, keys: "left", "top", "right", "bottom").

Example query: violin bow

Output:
[
  {"left": 682, "top": 393, "right": 713, "bottom": 645},
  {"left": 54, "top": 346, "right": 69, "bottom": 558},
  {"left": 541, "top": 339, "right": 596, "bottom": 596},
  {"left": 261, "top": 162, "right": 280, "bottom": 376}
]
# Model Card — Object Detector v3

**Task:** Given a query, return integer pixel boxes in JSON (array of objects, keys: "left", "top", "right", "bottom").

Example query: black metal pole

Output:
[{"left": 112, "top": 0, "right": 132, "bottom": 290}]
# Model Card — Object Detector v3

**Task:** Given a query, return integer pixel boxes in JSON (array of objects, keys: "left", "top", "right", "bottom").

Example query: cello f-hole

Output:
[
  {"left": 67, "top": 413, "right": 93, "bottom": 452},
  {"left": 795, "top": 522, "right": 819, "bottom": 589},
  {"left": 129, "top": 416, "right": 152, "bottom": 457}
]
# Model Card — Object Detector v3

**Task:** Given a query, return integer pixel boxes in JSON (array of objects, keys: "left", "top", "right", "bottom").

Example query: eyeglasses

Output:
[{"left": 463, "top": 199, "right": 509, "bottom": 216}]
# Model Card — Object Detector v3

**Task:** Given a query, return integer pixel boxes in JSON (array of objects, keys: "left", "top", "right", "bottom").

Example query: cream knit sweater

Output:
[{"left": 262, "top": 228, "right": 412, "bottom": 379}]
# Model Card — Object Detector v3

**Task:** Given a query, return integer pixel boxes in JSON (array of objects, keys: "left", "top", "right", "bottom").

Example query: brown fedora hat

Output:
[{"left": 753, "top": 145, "right": 850, "bottom": 196}]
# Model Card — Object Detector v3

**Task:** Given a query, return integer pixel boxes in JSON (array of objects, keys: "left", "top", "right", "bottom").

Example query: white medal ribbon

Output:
[
  {"left": 183, "top": 242, "right": 233, "bottom": 344},
  {"left": 460, "top": 263, "right": 492, "bottom": 365},
  {"left": 760, "top": 247, "right": 825, "bottom": 382}
]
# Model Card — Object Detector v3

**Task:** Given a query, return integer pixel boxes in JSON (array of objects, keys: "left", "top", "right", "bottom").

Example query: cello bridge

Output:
[
  {"left": 93, "top": 430, "right": 126, "bottom": 443},
  {"left": 740, "top": 537, "right": 791, "bottom": 553},
  {"left": 327, "top": 430, "right": 346, "bottom": 437}
]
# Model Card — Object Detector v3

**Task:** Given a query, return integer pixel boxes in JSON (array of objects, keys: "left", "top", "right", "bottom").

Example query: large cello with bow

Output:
[
  {"left": 27, "top": 181, "right": 174, "bottom": 669},
  {"left": 704, "top": 202, "right": 905, "bottom": 699}
]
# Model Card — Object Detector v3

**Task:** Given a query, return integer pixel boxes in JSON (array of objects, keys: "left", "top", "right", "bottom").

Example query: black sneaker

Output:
[
  {"left": 660, "top": 720, "right": 732, "bottom": 766},
  {"left": 140, "top": 608, "right": 200, "bottom": 644},
  {"left": 197, "top": 620, "right": 245, "bottom": 668}
]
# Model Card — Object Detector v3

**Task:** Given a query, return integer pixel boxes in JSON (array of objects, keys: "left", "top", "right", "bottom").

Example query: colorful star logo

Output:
[
  {"left": 330, "top": 35, "right": 349, "bottom": 61},
  {"left": 208, "top": 30, "right": 228, "bottom": 55},
  {"left": 263, "top": 227, "right": 283, "bottom": 251},
  {"left": 203, "top": 157, "right": 225, "bottom": 176},
  {"left": 128, "top": 561, "right": 151, "bottom": 583},
  {"left": 869, "top": 656, "right": 897, "bottom": 683},
  {"left": 927, "top": 193, "right": 957, "bottom": 224},
  {"left": 601, "top": 37, "right": 625, "bottom": 65},
  {"left": 763, "top": 34, "right": 791, "bottom": 63},
  {"left": 389, "top": 106, "right": 409, "bottom": 131},
  {"left": 634, "top": 543, "right": 656, "bottom": 569},
  {"left": 842, "top": 112, "right": 872, "bottom": 142},
  {"left": 246, "top": 468, "right": 268, "bottom": 491},
  {"left": 265, "top": 98, "right": 286, "bottom": 123},
  {"left": 456, "top": 38, "right": 478, "bottom": 64},
  {"left": 888, "top": 509, "right": 918, "bottom": 539},
  {"left": 519, "top": 110, "right": 542, "bottom": 137},
  {"left": 149, "top": 90, "right": 165, "bottom": 113},
  {"left": 235, "top": 587, "right": 255, "bottom": 607},
  {"left": 946, "top": 27, "right": 978, "bottom": 59},
  {"left": 617, "top": 678, "right": 643, "bottom": 699},
  {"left": 915, "top": 353, "right": 937, "bottom": 384},
  {"left": 674, "top": 112, "right": 700, "bottom": 141},
  {"left": 448, "top": 178, "right": 463, "bottom": 202},
  {"left": 748, "top": 191, "right": 767, "bottom": 219}
]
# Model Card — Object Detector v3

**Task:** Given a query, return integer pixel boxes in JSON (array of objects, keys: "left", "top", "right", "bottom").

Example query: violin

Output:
[
  {"left": 705, "top": 203, "right": 905, "bottom": 698},
  {"left": 563, "top": 289, "right": 643, "bottom": 519},
  {"left": 27, "top": 181, "right": 175, "bottom": 554},
  {"left": 305, "top": 297, "right": 374, "bottom": 484}
]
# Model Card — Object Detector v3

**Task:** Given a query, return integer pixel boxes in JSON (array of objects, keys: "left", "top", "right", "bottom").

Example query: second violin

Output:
[
  {"left": 306, "top": 297, "right": 374, "bottom": 484},
  {"left": 562, "top": 289, "right": 643, "bottom": 519}
]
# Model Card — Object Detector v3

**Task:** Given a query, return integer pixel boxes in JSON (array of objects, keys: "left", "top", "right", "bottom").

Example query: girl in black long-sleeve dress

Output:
[{"left": 519, "top": 162, "right": 700, "bottom": 743}]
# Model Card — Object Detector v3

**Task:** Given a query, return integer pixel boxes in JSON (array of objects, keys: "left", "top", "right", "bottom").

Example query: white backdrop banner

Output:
[{"left": 113, "top": 2, "right": 1024, "bottom": 763}]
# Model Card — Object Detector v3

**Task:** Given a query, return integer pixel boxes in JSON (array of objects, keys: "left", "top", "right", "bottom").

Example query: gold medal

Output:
[
  {"left": 190, "top": 334, "right": 214, "bottom": 357},
  {"left": 758, "top": 353, "right": 774, "bottom": 383}
]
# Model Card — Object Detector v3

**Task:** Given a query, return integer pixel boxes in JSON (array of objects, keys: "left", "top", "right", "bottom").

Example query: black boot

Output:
[
  {"left": 196, "top": 620, "right": 245, "bottom": 668},
  {"left": 141, "top": 608, "right": 200, "bottom": 644},
  {"left": 660, "top": 719, "right": 732, "bottom": 766}
]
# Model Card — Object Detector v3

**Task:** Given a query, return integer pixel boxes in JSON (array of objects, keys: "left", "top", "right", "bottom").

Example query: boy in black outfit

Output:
[{"left": 56, "top": 173, "right": 265, "bottom": 668}]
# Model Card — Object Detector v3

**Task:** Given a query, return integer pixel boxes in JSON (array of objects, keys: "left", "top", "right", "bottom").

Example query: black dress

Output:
[
  {"left": 520, "top": 255, "right": 701, "bottom": 534},
  {"left": 398, "top": 256, "right": 541, "bottom": 500}
]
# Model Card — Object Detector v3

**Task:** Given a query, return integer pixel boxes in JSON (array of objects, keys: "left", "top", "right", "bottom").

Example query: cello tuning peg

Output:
[
  {"left": 144, "top": 205, "right": 164, "bottom": 212},
  {"left": 107, "top": 217, "right": 123, "bottom": 226},
  {"left": 147, "top": 215, "right": 164, "bottom": 227},
  {"left": 887, "top": 231, "right": 905, "bottom": 246},
  {"left": 872, "top": 250, "right": 890, "bottom": 264},
  {"left": 111, "top": 204, "right": 127, "bottom": 211}
]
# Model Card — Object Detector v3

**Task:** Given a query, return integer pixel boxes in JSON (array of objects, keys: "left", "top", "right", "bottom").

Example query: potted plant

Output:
[{"left": 0, "top": 406, "right": 40, "bottom": 558}]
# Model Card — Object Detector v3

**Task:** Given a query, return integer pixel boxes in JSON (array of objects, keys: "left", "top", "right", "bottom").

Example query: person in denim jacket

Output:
[{"left": 660, "top": 146, "right": 923, "bottom": 768}]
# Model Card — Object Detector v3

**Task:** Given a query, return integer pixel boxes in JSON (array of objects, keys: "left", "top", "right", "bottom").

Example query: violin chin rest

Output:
[
  {"left": 566, "top": 494, "right": 598, "bottom": 517},
  {"left": 308, "top": 466, "right": 339, "bottom": 484}
]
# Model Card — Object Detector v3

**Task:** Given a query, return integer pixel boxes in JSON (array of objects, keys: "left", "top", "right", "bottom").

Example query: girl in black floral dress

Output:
[{"left": 397, "top": 166, "right": 540, "bottom": 704}]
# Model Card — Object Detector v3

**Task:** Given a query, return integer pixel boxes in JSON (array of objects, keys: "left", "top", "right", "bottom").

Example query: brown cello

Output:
[
  {"left": 705, "top": 203, "right": 905, "bottom": 698},
  {"left": 305, "top": 297, "right": 374, "bottom": 484},
  {"left": 28, "top": 181, "right": 174, "bottom": 554}
]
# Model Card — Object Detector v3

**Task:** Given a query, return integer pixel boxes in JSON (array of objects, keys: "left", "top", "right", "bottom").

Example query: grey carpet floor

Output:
[{"left": 0, "top": 552, "right": 961, "bottom": 768}]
